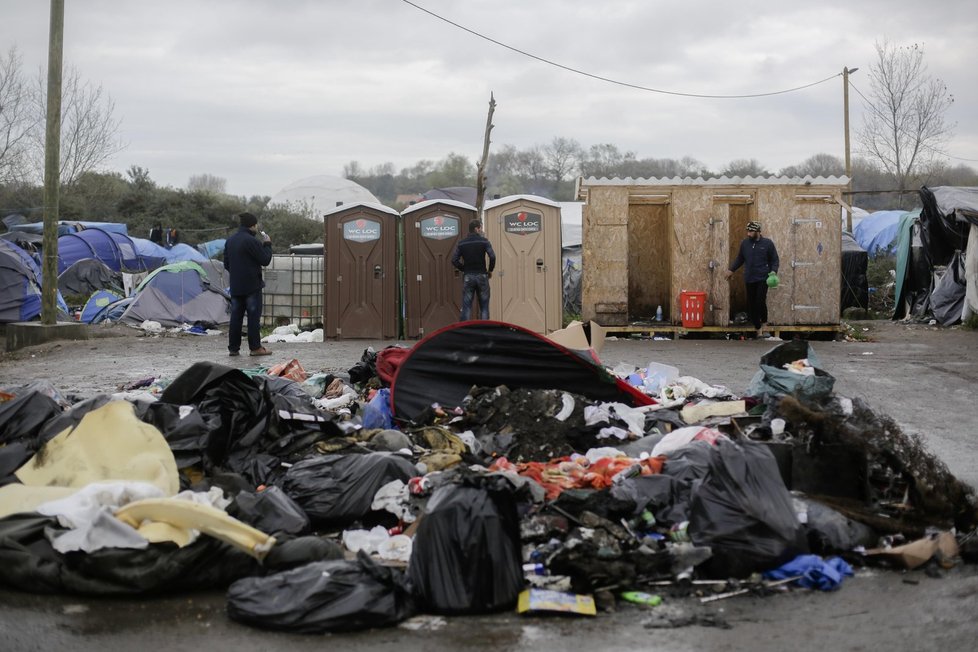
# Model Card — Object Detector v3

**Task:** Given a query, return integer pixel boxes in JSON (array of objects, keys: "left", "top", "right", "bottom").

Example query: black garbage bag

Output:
[
  {"left": 688, "top": 440, "right": 808, "bottom": 578},
  {"left": 226, "top": 549, "right": 416, "bottom": 633},
  {"left": 133, "top": 401, "right": 214, "bottom": 469},
  {"left": 747, "top": 339, "right": 835, "bottom": 401},
  {"left": 407, "top": 477, "right": 523, "bottom": 614},
  {"left": 159, "top": 362, "right": 342, "bottom": 477},
  {"left": 261, "top": 536, "right": 344, "bottom": 571},
  {"left": 232, "top": 486, "right": 310, "bottom": 536},
  {"left": 0, "top": 389, "right": 62, "bottom": 447},
  {"left": 282, "top": 452, "right": 417, "bottom": 525},
  {"left": 348, "top": 347, "right": 378, "bottom": 385},
  {"left": 796, "top": 496, "right": 877, "bottom": 554},
  {"left": 0, "top": 513, "right": 260, "bottom": 595}
]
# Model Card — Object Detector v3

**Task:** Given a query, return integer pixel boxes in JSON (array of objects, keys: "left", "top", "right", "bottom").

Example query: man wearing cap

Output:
[
  {"left": 224, "top": 212, "right": 273, "bottom": 356},
  {"left": 724, "top": 221, "right": 779, "bottom": 338}
]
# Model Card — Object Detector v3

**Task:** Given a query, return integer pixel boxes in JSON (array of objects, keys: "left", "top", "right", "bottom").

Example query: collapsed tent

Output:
[
  {"left": 119, "top": 261, "right": 230, "bottom": 327},
  {"left": 57, "top": 258, "right": 124, "bottom": 298},
  {"left": 57, "top": 227, "right": 145, "bottom": 274},
  {"left": 894, "top": 187, "right": 978, "bottom": 322},
  {"left": 0, "top": 240, "right": 69, "bottom": 323},
  {"left": 389, "top": 320, "right": 653, "bottom": 422}
]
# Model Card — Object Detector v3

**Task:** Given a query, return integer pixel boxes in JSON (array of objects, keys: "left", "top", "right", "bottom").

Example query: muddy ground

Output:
[{"left": 1, "top": 320, "right": 976, "bottom": 651}]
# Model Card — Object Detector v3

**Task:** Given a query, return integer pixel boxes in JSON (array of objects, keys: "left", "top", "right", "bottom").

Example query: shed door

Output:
[
  {"left": 496, "top": 210, "right": 548, "bottom": 332},
  {"left": 789, "top": 203, "right": 837, "bottom": 324},
  {"left": 328, "top": 216, "right": 395, "bottom": 338},
  {"left": 627, "top": 204, "right": 671, "bottom": 321},
  {"left": 725, "top": 204, "right": 752, "bottom": 321},
  {"left": 405, "top": 214, "right": 462, "bottom": 337}
]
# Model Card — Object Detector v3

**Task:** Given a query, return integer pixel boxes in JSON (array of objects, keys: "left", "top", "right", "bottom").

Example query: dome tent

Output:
[
  {"left": 269, "top": 175, "right": 381, "bottom": 222},
  {"left": 119, "top": 261, "right": 230, "bottom": 327},
  {"left": 0, "top": 240, "right": 69, "bottom": 323}
]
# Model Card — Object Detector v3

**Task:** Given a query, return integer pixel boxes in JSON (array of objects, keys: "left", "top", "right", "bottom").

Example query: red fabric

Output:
[
  {"left": 489, "top": 455, "right": 665, "bottom": 501},
  {"left": 376, "top": 346, "right": 410, "bottom": 386},
  {"left": 267, "top": 358, "right": 307, "bottom": 382}
]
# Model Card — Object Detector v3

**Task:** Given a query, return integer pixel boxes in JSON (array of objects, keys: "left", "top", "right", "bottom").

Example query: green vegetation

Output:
[{"left": 866, "top": 255, "right": 898, "bottom": 318}]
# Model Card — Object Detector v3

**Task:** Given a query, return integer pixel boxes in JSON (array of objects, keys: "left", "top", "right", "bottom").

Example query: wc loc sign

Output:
[
  {"left": 343, "top": 218, "right": 381, "bottom": 242},
  {"left": 504, "top": 211, "right": 542, "bottom": 235}
]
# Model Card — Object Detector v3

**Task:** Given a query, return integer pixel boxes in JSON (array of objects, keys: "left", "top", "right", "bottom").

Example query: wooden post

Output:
[
  {"left": 474, "top": 92, "right": 495, "bottom": 214},
  {"left": 41, "top": 0, "right": 64, "bottom": 324}
]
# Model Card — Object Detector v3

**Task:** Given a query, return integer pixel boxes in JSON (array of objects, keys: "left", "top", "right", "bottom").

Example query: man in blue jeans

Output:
[
  {"left": 224, "top": 212, "right": 273, "bottom": 356},
  {"left": 451, "top": 219, "right": 496, "bottom": 320}
]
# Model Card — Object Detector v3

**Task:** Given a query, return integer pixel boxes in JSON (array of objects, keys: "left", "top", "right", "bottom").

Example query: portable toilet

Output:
[
  {"left": 323, "top": 202, "right": 399, "bottom": 339},
  {"left": 401, "top": 199, "right": 477, "bottom": 338},
  {"left": 482, "top": 195, "right": 563, "bottom": 333}
]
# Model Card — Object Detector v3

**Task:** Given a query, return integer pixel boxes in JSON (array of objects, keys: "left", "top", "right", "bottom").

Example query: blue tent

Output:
[
  {"left": 164, "top": 243, "right": 208, "bottom": 264},
  {"left": 129, "top": 237, "right": 169, "bottom": 271},
  {"left": 119, "top": 261, "right": 230, "bottom": 327},
  {"left": 0, "top": 240, "right": 69, "bottom": 323},
  {"left": 80, "top": 289, "right": 123, "bottom": 323},
  {"left": 11, "top": 220, "right": 129, "bottom": 237},
  {"left": 196, "top": 238, "right": 226, "bottom": 259},
  {"left": 57, "top": 228, "right": 144, "bottom": 274},
  {"left": 853, "top": 210, "right": 906, "bottom": 256}
]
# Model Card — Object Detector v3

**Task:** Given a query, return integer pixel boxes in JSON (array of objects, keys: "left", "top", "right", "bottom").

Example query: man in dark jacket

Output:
[
  {"left": 224, "top": 212, "right": 273, "bottom": 356},
  {"left": 725, "top": 220, "right": 779, "bottom": 338},
  {"left": 451, "top": 219, "right": 496, "bottom": 320}
]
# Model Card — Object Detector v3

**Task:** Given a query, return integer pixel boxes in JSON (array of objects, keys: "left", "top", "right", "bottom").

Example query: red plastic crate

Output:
[{"left": 680, "top": 291, "right": 706, "bottom": 328}]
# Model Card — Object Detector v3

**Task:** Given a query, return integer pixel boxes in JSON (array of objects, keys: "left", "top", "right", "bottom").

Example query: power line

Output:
[
  {"left": 399, "top": 0, "right": 840, "bottom": 99},
  {"left": 849, "top": 80, "right": 978, "bottom": 164}
]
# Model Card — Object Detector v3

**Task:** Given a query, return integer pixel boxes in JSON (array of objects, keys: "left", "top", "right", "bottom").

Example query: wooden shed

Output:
[{"left": 575, "top": 176, "right": 849, "bottom": 330}]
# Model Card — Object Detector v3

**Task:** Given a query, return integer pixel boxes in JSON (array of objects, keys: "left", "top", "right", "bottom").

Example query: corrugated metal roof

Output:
[{"left": 579, "top": 175, "right": 850, "bottom": 186}]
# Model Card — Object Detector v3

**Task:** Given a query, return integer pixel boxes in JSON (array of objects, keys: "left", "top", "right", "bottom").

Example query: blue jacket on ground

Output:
[
  {"left": 730, "top": 236, "right": 779, "bottom": 283},
  {"left": 224, "top": 227, "right": 272, "bottom": 296}
]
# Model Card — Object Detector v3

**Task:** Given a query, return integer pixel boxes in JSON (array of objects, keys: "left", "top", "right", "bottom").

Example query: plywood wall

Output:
[{"left": 581, "top": 182, "right": 843, "bottom": 327}]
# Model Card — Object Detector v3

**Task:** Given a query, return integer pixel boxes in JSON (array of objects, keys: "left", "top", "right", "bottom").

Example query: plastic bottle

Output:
[
  {"left": 611, "top": 463, "right": 643, "bottom": 484},
  {"left": 655, "top": 305, "right": 664, "bottom": 321}
]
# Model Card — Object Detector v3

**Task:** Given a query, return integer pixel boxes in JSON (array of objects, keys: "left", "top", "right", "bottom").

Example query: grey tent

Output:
[
  {"left": 58, "top": 259, "right": 124, "bottom": 299},
  {"left": 119, "top": 261, "right": 230, "bottom": 327}
]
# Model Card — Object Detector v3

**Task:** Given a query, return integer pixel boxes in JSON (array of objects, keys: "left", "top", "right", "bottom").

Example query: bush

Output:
[{"left": 866, "top": 255, "right": 897, "bottom": 317}]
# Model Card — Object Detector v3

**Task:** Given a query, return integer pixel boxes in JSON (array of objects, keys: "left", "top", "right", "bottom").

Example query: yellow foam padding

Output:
[
  {"left": 0, "top": 401, "right": 179, "bottom": 518},
  {"left": 114, "top": 498, "right": 277, "bottom": 560}
]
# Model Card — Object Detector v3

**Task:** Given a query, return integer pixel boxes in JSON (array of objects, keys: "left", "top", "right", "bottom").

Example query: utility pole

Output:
[
  {"left": 41, "top": 0, "right": 64, "bottom": 324},
  {"left": 843, "top": 66, "right": 857, "bottom": 232}
]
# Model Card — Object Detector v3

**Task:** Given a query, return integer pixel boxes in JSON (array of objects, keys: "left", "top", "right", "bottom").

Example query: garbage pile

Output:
[{"left": 1, "top": 323, "right": 976, "bottom": 632}]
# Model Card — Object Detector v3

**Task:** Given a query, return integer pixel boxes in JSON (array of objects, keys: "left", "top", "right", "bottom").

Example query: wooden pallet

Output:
[{"left": 603, "top": 323, "right": 844, "bottom": 339}]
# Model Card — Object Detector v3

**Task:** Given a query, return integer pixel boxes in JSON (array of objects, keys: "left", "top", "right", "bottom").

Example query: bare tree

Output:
[
  {"left": 856, "top": 39, "right": 954, "bottom": 200},
  {"left": 542, "top": 136, "right": 582, "bottom": 184},
  {"left": 27, "top": 64, "right": 124, "bottom": 185},
  {"left": 779, "top": 153, "right": 845, "bottom": 178},
  {"left": 188, "top": 173, "right": 227, "bottom": 194},
  {"left": 0, "top": 46, "right": 31, "bottom": 184}
]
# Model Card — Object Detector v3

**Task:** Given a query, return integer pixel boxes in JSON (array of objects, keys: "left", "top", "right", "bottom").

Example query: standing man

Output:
[
  {"left": 724, "top": 220, "right": 779, "bottom": 339},
  {"left": 224, "top": 212, "right": 273, "bottom": 356},
  {"left": 451, "top": 219, "right": 496, "bottom": 320}
]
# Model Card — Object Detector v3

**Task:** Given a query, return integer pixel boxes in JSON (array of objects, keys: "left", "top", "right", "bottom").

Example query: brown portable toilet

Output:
[
  {"left": 323, "top": 202, "right": 399, "bottom": 339},
  {"left": 482, "top": 195, "right": 563, "bottom": 333},
  {"left": 401, "top": 199, "right": 477, "bottom": 338}
]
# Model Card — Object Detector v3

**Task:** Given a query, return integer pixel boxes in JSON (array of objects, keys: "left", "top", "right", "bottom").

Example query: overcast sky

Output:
[{"left": 3, "top": 0, "right": 976, "bottom": 197}]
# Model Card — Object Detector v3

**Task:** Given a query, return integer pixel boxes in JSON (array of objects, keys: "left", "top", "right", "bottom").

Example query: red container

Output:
[{"left": 680, "top": 291, "right": 706, "bottom": 328}]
